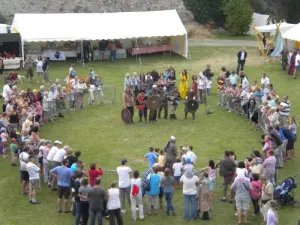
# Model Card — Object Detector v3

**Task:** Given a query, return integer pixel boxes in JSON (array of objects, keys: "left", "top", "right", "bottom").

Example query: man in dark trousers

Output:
[{"left": 237, "top": 47, "right": 247, "bottom": 74}]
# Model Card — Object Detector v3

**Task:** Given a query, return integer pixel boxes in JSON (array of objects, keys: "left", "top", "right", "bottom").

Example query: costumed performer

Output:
[
  {"left": 123, "top": 88, "right": 134, "bottom": 122},
  {"left": 158, "top": 86, "right": 168, "bottom": 119},
  {"left": 184, "top": 87, "right": 197, "bottom": 120},
  {"left": 179, "top": 69, "right": 188, "bottom": 100},
  {"left": 168, "top": 87, "right": 180, "bottom": 120},
  {"left": 136, "top": 89, "right": 148, "bottom": 123},
  {"left": 148, "top": 85, "right": 159, "bottom": 123}
]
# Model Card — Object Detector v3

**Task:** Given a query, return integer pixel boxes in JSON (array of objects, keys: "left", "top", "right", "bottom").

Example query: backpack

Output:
[
  {"left": 131, "top": 184, "right": 139, "bottom": 197},
  {"left": 250, "top": 182, "right": 261, "bottom": 199}
]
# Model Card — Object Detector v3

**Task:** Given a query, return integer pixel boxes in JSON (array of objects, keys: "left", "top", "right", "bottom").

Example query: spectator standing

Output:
[
  {"left": 19, "top": 146, "right": 30, "bottom": 195},
  {"left": 49, "top": 159, "right": 74, "bottom": 213},
  {"left": 26, "top": 155, "right": 41, "bottom": 204},
  {"left": 261, "top": 176, "right": 275, "bottom": 224},
  {"left": 279, "top": 96, "right": 290, "bottom": 128},
  {"left": 146, "top": 167, "right": 161, "bottom": 215},
  {"left": 267, "top": 200, "right": 279, "bottom": 225},
  {"left": 172, "top": 158, "right": 182, "bottom": 188},
  {"left": 130, "top": 170, "right": 144, "bottom": 221},
  {"left": 263, "top": 151, "right": 276, "bottom": 185},
  {"left": 249, "top": 173, "right": 261, "bottom": 216},
  {"left": 88, "top": 163, "right": 103, "bottom": 186},
  {"left": 237, "top": 47, "right": 247, "bottom": 74},
  {"left": 42, "top": 56, "right": 50, "bottom": 83},
  {"left": 180, "top": 171, "right": 199, "bottom": 220},
  {"left": 161, "top": 168, "right": 176, "bottom": 215},
  {"left": 107, "top": 181, "right": 124, "bottom": 225},
  {"left": 116, "top": 159, "right": 132, "bottom": 214},
  {"left": 24, "top": 55, "right": 35, "bottom": 82},
  {"left": 88, "top": 178, "right": 106, "bottom": 225}
]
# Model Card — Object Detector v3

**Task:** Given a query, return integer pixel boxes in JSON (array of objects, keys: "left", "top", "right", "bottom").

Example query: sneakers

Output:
[
  {"left": 219, "top": 196, "right": 226, "bottom": 201},
  {"left": 121, "top": 209, "right": 126, "bottom": 215}
]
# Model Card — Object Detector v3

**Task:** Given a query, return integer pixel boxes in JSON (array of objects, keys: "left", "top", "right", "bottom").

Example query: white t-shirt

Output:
[
  {"left": 261, "top": 77, "right": 270, "bottom": 86},
  {"left": 19, "top": 152, "right": 29, "bottom": 171},
  {"left": 206, "top": 80, "right": 212, "bottom": 89},
  {"left": 267, "top": 209, "right": 278, "bottom": 225},
  {"left": 52, "top": 148, "right": 66, "bottom": 163},
  {"left": 26, "top": 162, "right": 40, "bottom": 180},
  {"left": 186, "top": 151, "right": 197, "bottom": 164},
  {"left": 107, "top": 188, "right": 121, "bottom": 210},
  {"left": 295, "top": 54, "right": 300, "bottom": 67},
  {"left": 173, "top": 162, "right": 182, "bottom": 177},
  {"left": 2, "top": 84, "right": 12, "bottom": 99},
  {"left": 180, "top": 175, "right": 199, "bottom": 195},
  {"left": 117, "top": 166, "right": 132, "bottom": 188},
  {"left": 46, "top": 146, "right": 59, "bottom": 162},
  {"left": 242, "top": 78, "right": 250, "bottom": 93}
]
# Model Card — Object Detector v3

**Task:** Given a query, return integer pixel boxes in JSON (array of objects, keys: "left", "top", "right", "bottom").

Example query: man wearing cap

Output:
[
  {"left": 26, "top": 155, "right": 41, "bottom": 204},
  {"left": 50, "top": 159, "right": 74, "bottom": 213},
  {"left": 165, "top": 136, "right": 177, "bottom": 173},
  {"left": 116, "top": 159, "right": 132, "bottom": 214},
  {"left": 46, "top": 140, "right": 62, "bottom": 189}
]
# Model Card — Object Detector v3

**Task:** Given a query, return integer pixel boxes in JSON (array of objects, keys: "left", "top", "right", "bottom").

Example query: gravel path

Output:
[{"left": 189, "top": 39, "right": 256, "bottom": 47}]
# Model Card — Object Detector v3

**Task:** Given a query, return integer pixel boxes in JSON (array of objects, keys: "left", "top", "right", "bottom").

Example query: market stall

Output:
[
  {"left": 0, "top": 33, "right": 22, "bottom": 69},
  {"left": 11, "top": 10, "right": 188, "bottom": 65}
]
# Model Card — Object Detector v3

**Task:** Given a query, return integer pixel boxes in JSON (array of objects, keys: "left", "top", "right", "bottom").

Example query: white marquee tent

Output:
[
  {"left": 11, "top": 10, "right": 188, "bottom": 60},
  {"left": 282, "top": 23, "right": 300, "bottom": 42},
  {"left": 248, "top": 13, "right": 271, "bottom": 35}
]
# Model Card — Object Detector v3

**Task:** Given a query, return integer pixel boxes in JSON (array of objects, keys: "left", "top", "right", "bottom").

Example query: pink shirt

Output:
[
  {"left": 208, "top": 167, "right": 216, "bottom": 179},
  {"left": 1, "top": 132, "right": 7, "bottom": 142}
]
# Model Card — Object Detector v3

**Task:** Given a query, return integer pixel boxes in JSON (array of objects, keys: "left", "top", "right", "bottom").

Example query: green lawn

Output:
[{"left": 0, "top": 46, "right": 300, "bottom": 225}]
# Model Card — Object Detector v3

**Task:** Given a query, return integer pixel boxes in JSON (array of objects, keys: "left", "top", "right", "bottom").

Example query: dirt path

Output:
[{"left": 189, "top": 39, "right": 256, "bottom": 47}]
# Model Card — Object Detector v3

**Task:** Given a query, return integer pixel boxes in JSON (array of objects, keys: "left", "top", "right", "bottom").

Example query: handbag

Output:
[{"left": 144, "top": 175, "right": 151, "bottom": 192}]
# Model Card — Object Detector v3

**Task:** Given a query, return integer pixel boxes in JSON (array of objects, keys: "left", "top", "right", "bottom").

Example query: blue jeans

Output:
[
  {"left": 183, "top": 194, "right": 197, "bottom": 220},
  {"left": 111, "top": 51, "right": 116, "bottom": 60},
  {"left": 89, "top": 210, "right": 102, "bottom": 225},
  {"left": 75, "top": 201, "right": 81, "bottom": 225},
  {"left": 164, "top": 191, "right": 175, "bottom": 215}
]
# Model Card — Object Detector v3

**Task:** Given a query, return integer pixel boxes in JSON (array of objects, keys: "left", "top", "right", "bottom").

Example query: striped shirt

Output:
[
  {"left": 279, "top": 101, "right": 290, "bottom": 117},
  {"left": 142, "top": 167, "right": 154, "bottom": 186}
]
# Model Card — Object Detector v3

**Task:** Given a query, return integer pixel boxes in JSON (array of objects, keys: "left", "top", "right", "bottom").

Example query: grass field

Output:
[
  {"left": 0, "top": 46, "right": 300, "bottom": 225},
  {"left": 215, "top": 33, "right": 255, "bottom": 41}
]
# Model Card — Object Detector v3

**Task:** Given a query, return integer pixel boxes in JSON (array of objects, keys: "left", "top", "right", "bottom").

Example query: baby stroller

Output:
[{"left": 274, "top": 174, "right": 300, "bottom": 209}]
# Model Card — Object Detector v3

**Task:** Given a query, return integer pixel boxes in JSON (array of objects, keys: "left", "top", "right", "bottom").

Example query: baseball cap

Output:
[
  {"left": 121, "top": 159, "right": 128, "bottom": 165},
  {"left": 45, "top": 140, "right": 52, "bottom": 144},
  {"left": 54, "top": 140, "right": 62, "bottom": 145},
  {"left": 170, "top": 136, "right": 176, "bottom": 141}
]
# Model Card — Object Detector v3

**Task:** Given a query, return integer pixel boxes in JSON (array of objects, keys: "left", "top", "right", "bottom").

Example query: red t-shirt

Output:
[{"left": 88, "top": 168, "right": 103, "bottom": 186}]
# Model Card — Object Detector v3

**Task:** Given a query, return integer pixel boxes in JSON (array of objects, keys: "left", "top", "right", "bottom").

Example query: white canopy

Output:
[
  {"left": 255, "top": 23, "right": 295, "bottom": 33},
  {"left": 282, "top": 23, "right": 300, "bottom": 41},
  {"left": 248, "top": 13, "right": 270, "bottom": 34},
  {"left": 12, "top": 11, "right": 187, "bottom": 42}
]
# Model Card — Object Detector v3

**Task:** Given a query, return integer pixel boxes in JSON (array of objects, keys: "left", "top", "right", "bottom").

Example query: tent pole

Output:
[
  {"left": 81, "top": 40, "right": 84, "bottom": 67},
  {"left": 135, "top": 38, "right": 142, "bottom": 70},
  {"left": 21, "top": 39, "right": 25, "bottom": 68}
]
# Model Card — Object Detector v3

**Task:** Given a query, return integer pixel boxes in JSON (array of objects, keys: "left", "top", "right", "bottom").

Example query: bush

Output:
[
  {"left": 184, "top": 0, "right": 225, "bottom": 27},
  {"left": 222, "top": 0, "right": 253, "bottom": 35}
]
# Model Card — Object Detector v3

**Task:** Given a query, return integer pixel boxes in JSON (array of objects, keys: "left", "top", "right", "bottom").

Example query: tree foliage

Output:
[
  {"left": 184, "top": 0, "right": 225, "bottom": 27},
  {"left": 223, "top": 0, "right": 253, "bottom": 35},
  {"left": 0, "top": 12, "right": 6, "bottom": 24},
  {"left": 284, "top": 0, "right": 300, "bottom": 23}
]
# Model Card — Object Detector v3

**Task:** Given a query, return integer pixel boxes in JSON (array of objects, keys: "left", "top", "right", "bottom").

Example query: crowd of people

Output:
[{"left": 1, "top": 48, "right": 298, "bottom": 225}]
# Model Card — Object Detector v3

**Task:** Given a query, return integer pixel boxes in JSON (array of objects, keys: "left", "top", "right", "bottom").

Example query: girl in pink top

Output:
[
  {"left": 200, "top": 160, "right": 216, "bottom": 210},
  {"left": 262, "top": 135, "right": 272, "bottom": 158},
  {"left": 250, "top": 173, "right": 261, "bottom": 215},
  {"left": 34, "top": 102, "right": 43, "bottom": 123},
  {"left": 0, "top": 129, "right": 8, "bottom": 157}
]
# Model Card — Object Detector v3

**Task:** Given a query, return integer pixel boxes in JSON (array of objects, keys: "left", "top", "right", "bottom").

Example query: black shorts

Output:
[
  {"left": 58, "top": 186, "right": 71, "bottom": 199},
  {"left": 20, "top": 171, "right": 29, "bottom": 181}
]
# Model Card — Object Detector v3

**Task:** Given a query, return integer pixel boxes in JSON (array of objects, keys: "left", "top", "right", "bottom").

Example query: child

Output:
[
  {"left": 182, "top": 157, "right": 194, "bottom": 175},
  {"left": 158, "top": 150, "right": 166, "bottom": 168},
  {"left": 88, "top": 163, "right": 103, "bottom": 186},
  {"left": 250, "top": 173, "right": 261, "bottom": 216},
  {"left": 206, "top": 79, "right": 212, "bottom": 96},
  {"left": 172, "top": 158, "right": 182, "bottom": 189},
  {"left": 1, "top": 128, "right": 8, "bottom": 158},
  {"left": 130, "top": 170, "right": 144, "bottom": 221},
  {"left": 144, "top": 147, "right": 157, "bottom": 167},
  {"left": 289, "top": 116, "right": 297, "bottom": 157},
  {"left": 78, "top": 177, "right": 90, "bottom": 225},
  {"left": 88, "top": 84, "right": 95, "bottom": 104},
  {"left": 69, "top": 87, "right": 75, "bottom": 109},
  {"left": 10, "top": 138, "right": 18, "bottom": 166}
]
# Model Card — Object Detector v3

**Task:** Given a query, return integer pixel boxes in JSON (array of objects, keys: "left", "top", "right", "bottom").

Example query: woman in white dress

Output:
[{"left": 36, "top": 56, "right": 44, "bottom": 77}]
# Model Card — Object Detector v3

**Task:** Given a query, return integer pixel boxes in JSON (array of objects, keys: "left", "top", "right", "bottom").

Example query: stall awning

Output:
[
  {"left": 0, "top": 33, "right": 21, "bottom": 42},
  {"left": 282, "top": 23, "right": 300, "bottom": 41},
  {"left": 11, "top": 10, "right": 187, "bottom": 42},
  {"left": 255, "top": 23, "right": 295, "bottom": 33}
]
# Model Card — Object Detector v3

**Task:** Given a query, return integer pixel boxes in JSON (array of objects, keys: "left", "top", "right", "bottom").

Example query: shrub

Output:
[{"left": 222, "top": 0, "right": 253, "bottom": 35}]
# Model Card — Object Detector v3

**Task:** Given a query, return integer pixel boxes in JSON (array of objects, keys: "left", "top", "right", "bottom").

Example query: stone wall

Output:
[{"left": 0, "top": 0, "right": 194, "bottom": 24}]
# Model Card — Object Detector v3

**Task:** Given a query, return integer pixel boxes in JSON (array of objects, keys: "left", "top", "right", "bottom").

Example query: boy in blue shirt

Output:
[{"left": 144, "top": 147, "right": 157, "bottom": 167}]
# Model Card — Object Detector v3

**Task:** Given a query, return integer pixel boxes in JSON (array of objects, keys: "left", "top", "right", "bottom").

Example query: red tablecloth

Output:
[{"left": 128, "top": 45, "right": 173, "bottom": 55}]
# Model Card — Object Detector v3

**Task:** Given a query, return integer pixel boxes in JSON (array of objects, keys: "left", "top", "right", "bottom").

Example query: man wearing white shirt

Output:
[
  {"left": 117, "top": 159, "right": 132, "bottom": 214},
  {"left": 197, "top": 72, "right": 207, "bottom": 103},
  {"left": 19, "top": 146, "right": 30, "bottom": 195},
  {"left": 294, "top": 51, "right": 300, "bottom": 79},
  {"left": 261, "top": 74, "right": 270, "bottom": 86},
  {"left": 241, "top": 73, "right": 250, "bottom": 93},
  {"left": 186, "top": 146, "right": 197, "bottom": 165},
  {"left": 46, "top": 140, "right": 62, "bottom": 188},
  {"left": 2, "top": 82, "right": 12, "bottom": 100},
  {"left": 53, "top": 145, "right": 71, "bottom": 165},
  {"left": 26, "top": 156, "right": 41, "bottom": 204}
]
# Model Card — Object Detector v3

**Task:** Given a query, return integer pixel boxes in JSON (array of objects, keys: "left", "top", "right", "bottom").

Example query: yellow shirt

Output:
[{"left": 158, "top": 155, "right": 166, "bottom": 167}]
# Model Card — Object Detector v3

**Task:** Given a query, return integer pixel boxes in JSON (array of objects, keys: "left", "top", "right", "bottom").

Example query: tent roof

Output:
[
  {"left": 282, "top": 23, "right": 300, "bottom": 41},
  {"left": 0, "top": 33, "right": 21, "bottom": 42},
  {"left": 11, "top": 11, "right": 187, "bottom": 42},
  {"left": 251, "top": 13, "right": 270, "bottom": 27},
  {"left": 255, "top": 22, "right": 295, "bottom": 33}
]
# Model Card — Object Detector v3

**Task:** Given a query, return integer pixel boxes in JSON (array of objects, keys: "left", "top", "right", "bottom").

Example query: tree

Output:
[
  {"left": 0, "top": 12, "right": 6, "bottom": 24},
  {"left": 184, "top": 0, "right": 225, "bottom": 27},
  {"left": 284, "top": 0, "right": 300, "bottom": 23},
  {"left": 222, "top": 0, "right": 253, "bottom": 35}
]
